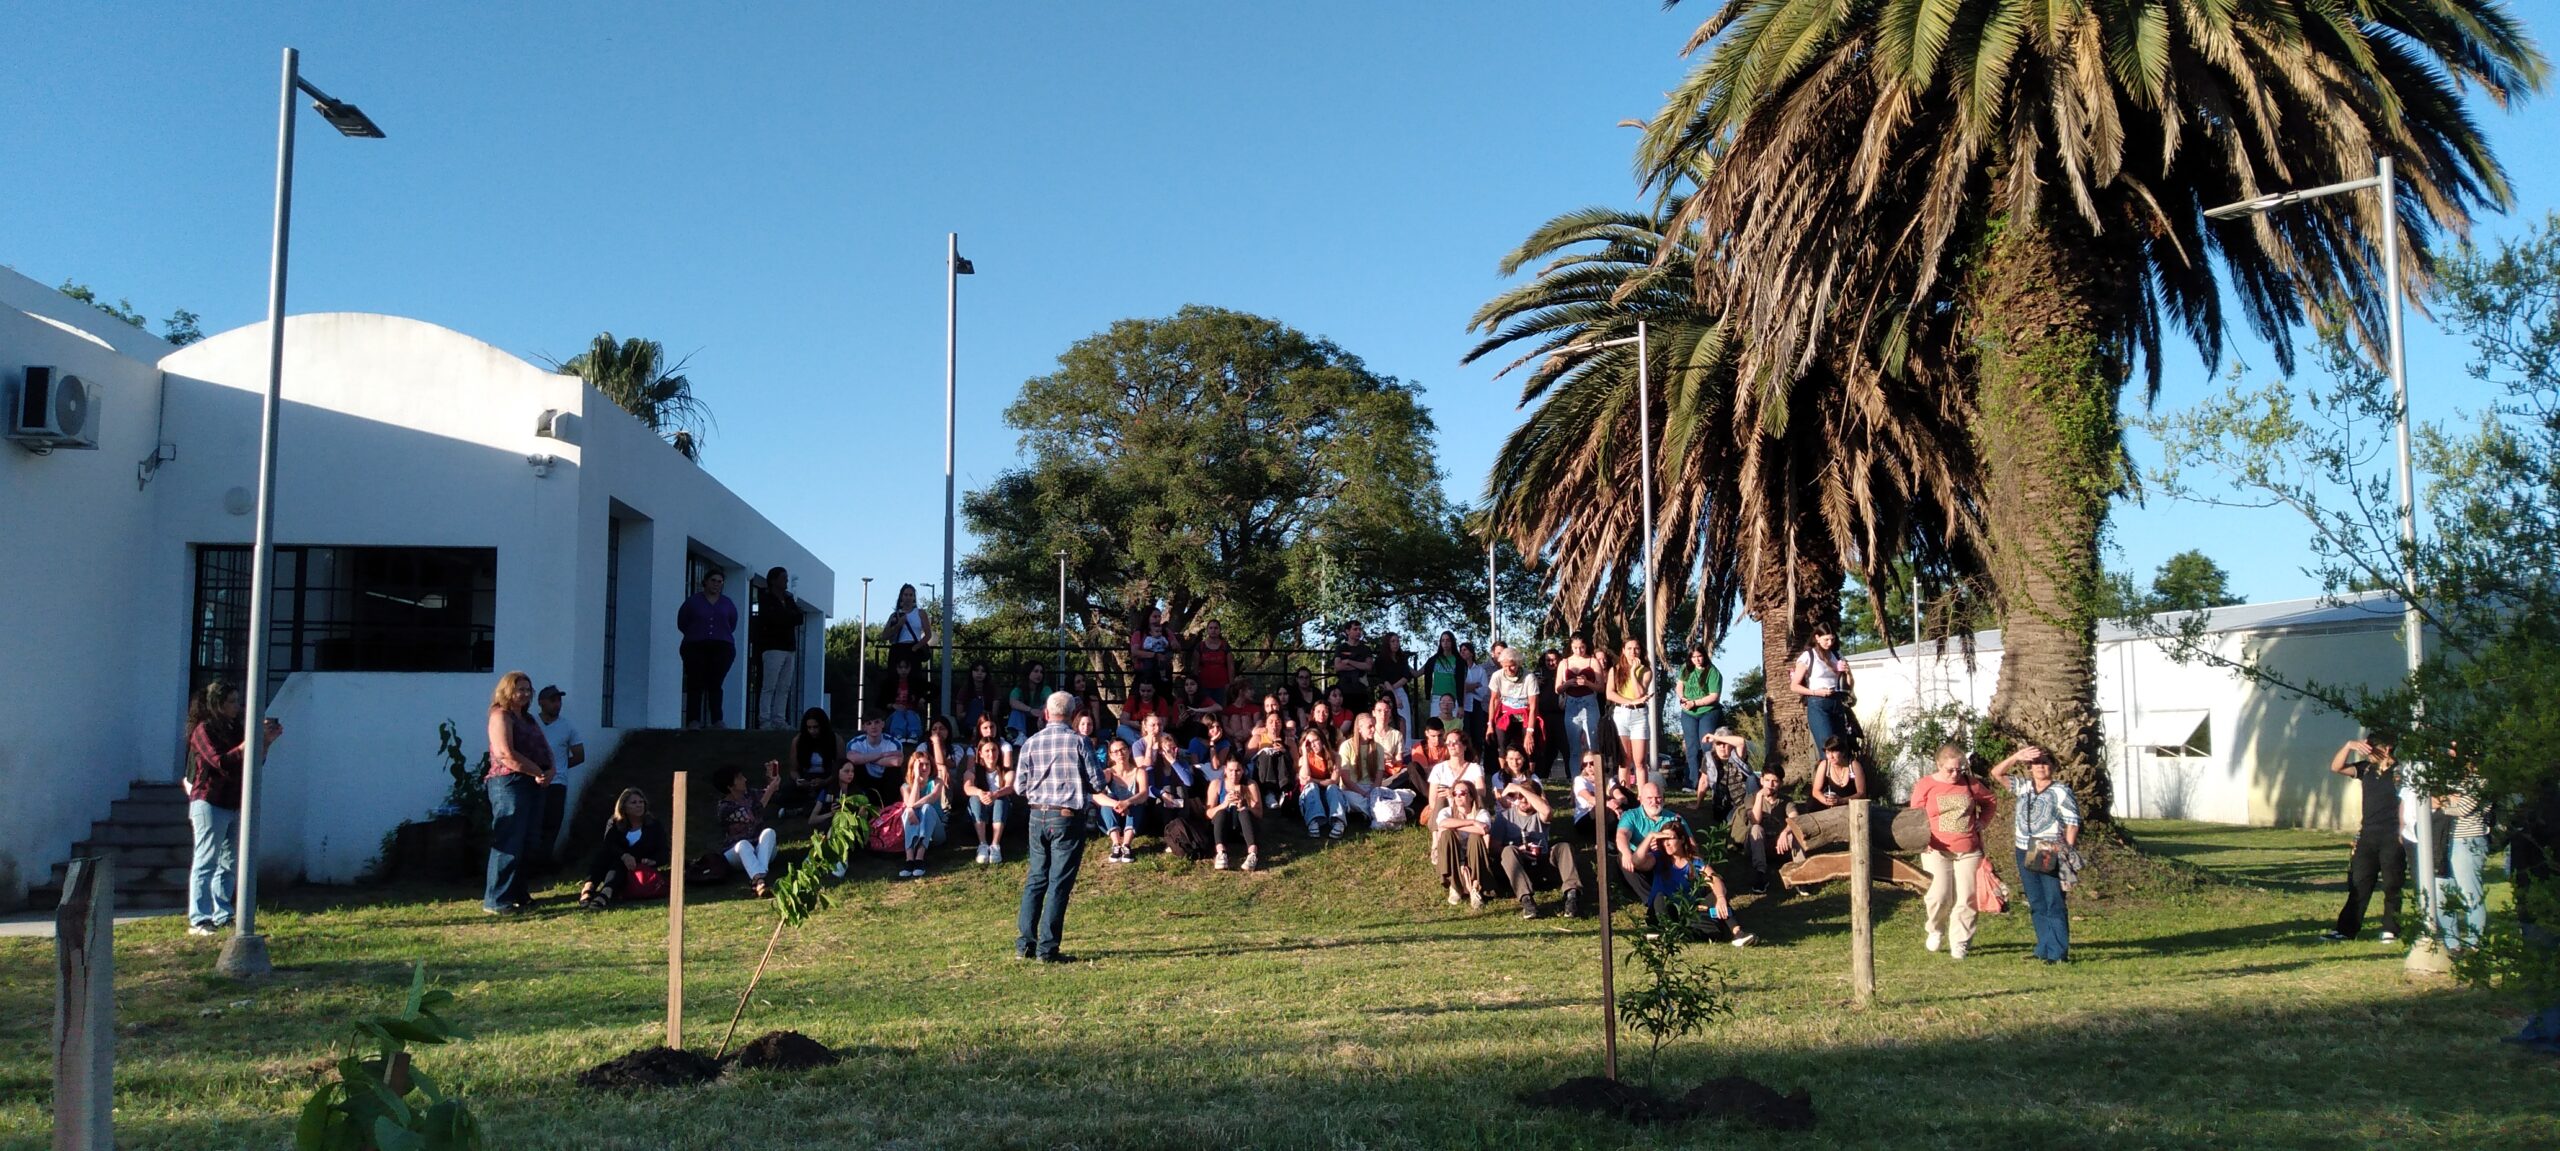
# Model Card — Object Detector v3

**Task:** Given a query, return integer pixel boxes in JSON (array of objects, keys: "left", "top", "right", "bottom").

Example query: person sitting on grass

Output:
[
  {"left": 1336, "top": 711, "right": 1389, "bottom": 828},
  {"left": 1491, "top": 743, "right": 1539, "bottom": 799},
  {"left": 579, "top": 787, "right": 667, "bottom": 910},
  {"left": 1298, "top": 729, "right": 1347, "bottom": 839},
  {"left": 883, "top": 655, "right": 927, "bottom": 746},
  {"left": 1369, "top": 698, "right": 1408, "bottom": 768},
  {"left": 1744, "top": 765, "right": 1806, "bottom": 893},
  {"left": 1075, "top": 711, "right": 1108, "bottom": 772},
  {"left": 1154, "top": 747, "right": 1215, "bottom": 861},
  {"left": 1646, "top": 822, "right": 1756, "bottom": 947},
  {"left": 964, "top": 733, "right": 1017, "bottom": 865},
  {"left": 897, "top": 753, "right": 944, "bottom": 880},
  {"left": 1571, "top": 751, "right": 1638, "bottom": 845},
  {"left": 1614, "top": 781, "right": 1686, "bottom": 905},
  {"left": 1207, "top": 747, "right": 1264, "bottom": 871},
  {"left": 807, "top": 759, "right": 867, "bottom": 878},
  {"left": 1437, "top": 781, "right": 1495, "bottom": 910},
  {"left": 1248, "top": 692, "right": 1297, "bottom": 812},
  {"left": 1388, "top": 719, "right": 1444, "bottom": 802},
  {"left": 716, "top": 763, "right": 786, "bottom": 898},
  {"left": 1492, "top": 774, "right": 1584, "bottom": 919},
  {"left": 1096, "top": 737, "right": 1151, "bottom": 864},
  {"left": 1425, "top": 732, "right": 1490, "bottom": 867},
  {"left": 845, "top": 715, "right": 904, "bottom": 806}
]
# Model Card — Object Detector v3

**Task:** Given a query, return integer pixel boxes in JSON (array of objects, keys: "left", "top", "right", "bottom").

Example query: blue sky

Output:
[{"left": 8, "top": 2, "right": 2556, "bottom": 666}]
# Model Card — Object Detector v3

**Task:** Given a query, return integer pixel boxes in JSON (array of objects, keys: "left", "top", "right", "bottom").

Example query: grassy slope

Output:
[{"left": 1, "top": 820, "right": 2553, "bottom": 1150}]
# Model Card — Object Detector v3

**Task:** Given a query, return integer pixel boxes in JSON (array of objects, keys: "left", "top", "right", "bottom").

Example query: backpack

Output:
[{"left": 869, "top": 802, "right": 909, "bottom": 856}]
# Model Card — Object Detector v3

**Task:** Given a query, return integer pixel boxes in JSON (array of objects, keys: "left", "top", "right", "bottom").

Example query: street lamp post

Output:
[
  {"left": 1055, "top": 550, "right": 1069, "bottom": 682},
  {"left": 221, "top": 47, "right": 384, "bottom": 981},
  {"left": 941, "top": 234, "right": 975, "bottom": 725},
  {"left": 2208, "top": 157, "right": 2437, "bottom": 972},
  {"left": 856, "top": 577, "right": 873, "bottom": 726}
]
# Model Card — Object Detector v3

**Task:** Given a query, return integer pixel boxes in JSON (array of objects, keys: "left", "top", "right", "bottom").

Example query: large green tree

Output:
[
  {"left": 962, "top": 307, "right": 1466, "bottom": 665},
  {"left": 548, "top": 333, "right": 713, "bottom": 460},
  {"left": 1640, "top": 0, "right": 2543, "bottom": 818}
]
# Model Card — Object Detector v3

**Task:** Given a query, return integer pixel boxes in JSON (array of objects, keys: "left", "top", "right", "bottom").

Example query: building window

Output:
[
  {"left": 601, "top": 519, "right": 622, "bottom": 728},
  {"left": 191, "top": 545, "right": 497, "bottom": 696}
]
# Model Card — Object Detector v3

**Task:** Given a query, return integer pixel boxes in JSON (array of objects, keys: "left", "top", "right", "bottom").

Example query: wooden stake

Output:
[
  {"left": 1596, "top": 808, "right": 1618, "bottom": 1081},
  {"left": 1849, "top": 798, "right": 1875, "bottom": 1008},
  {"left": 668, "top": 771, "right": 687, "bottom": 1051},
  {"left": 54, "top": 855, "right": 113, "bottom": 1151}
]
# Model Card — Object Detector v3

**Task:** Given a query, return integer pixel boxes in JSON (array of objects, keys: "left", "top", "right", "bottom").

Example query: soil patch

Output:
[
  {"left": 576, "top": 1046, "right": 723, "bottom": 1091},
  {"left": 727, "top": 1030, "right": 840, "bottom": 1071},
  {"left": 1674, "top": 1076, "right": 1816, "bottom": 1130},
  {"left": 1519, "top": 1076, "right": 1668, "bottom": 1123}
]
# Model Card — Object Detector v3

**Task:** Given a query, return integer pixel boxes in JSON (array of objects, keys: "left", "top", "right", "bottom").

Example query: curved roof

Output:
[{"left": 159, "top": 311, "right": 553, "bottom": 378}]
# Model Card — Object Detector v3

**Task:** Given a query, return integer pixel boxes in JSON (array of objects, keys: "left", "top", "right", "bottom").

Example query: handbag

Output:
[
  {"left": 1973, "top": 854, "right": 2008, "bottom": 914},
  {"left": 2023, "top": 840, "right": 2063, "bottom": 875},
  {"left": 625, "top": 865, "right": 667, "bottom": 899},
  {"left": 869, "top": 802, "right": 909, "bottom": 855}
]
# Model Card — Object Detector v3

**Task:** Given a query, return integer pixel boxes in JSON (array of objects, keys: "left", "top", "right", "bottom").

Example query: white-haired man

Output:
[{"left": 1015, "top": 691, "right": 1107, "bottom": 963}]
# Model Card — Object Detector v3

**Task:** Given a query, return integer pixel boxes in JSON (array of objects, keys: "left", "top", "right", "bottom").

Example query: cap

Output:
[{"left": 538, "top": 684, "right": 565, "bottom": 700}]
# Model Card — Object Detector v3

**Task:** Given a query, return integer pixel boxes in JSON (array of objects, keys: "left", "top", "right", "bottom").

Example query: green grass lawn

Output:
[{"left": 3, "top": 818, "right": 2553, "bottom": 1149}]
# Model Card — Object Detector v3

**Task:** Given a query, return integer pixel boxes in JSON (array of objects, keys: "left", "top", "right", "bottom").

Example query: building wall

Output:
[
  {"left": 4, "top": 296, "right": 833, "bottom": 896},
  {"left": 0, "top": 271, "right": 178, "bottom": 906}
]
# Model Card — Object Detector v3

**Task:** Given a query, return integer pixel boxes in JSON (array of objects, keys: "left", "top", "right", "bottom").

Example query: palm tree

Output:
[
  {"left": 549, "top": 333, "right": 714, "bottom": 460},
  {"left": 1467, "top": 182, "right": 1984, "bottom": 773},
  {"left": 1640, "top": 0, "right": 2542, "bottom": 818}
]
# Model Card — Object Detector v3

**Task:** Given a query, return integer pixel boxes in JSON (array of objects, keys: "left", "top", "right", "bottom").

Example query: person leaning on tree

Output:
[{"left": 2323, "top": 735, "right": 2410, "bottom": 943}]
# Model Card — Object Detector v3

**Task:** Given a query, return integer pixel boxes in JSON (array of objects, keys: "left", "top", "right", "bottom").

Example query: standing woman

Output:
[
  {"left": 1908, "top": 744, "right": 1998, "bottom": 960},
  {"left": 1006, "top": 662, "right": 1049, "bottom": 740},
  {"left": 676, "top": 569, "right": 739, "bottom": 729},
  {"left": 1989, "top": 745, "right": 2082, "bottom": 963},
  {"left": 1673, "top": 647, "right": 1725, "bottom": 792},
  {"left": 1556, "top": 636, "right": 1607, "bottom": 778},
  {"left": 483, "top": 671, "right": 555, "bottom": 914},
  {"left": 1424, "top": 632, "right": 1467, "bottom": 733},
  {"left": 1190, "top": 619, "right": 1236, "bottom": 705},
  {"left": 882, "top": 584, "right": 936, "bottom": 684},
  {"left": 1788, "top": 626, "right": 1854, "bottom": 752},
  {"left": 184, "top": 680, "right": 279, "bottom": 935},
  {"left": 1606, "top": 638, "right": 1656, "bottom": 781},
  {"left": 959, "top": 661, "right": 1000, "bottom": 735}
]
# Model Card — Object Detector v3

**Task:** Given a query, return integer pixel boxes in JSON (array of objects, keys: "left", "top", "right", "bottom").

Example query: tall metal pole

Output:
[
  {"left": 220, "top": 47, "right": 302, "bottom": 981},
  {"left": 855, "top": 578, "right": 872, "bottom": 726},
  {"left": 1055, "top": 550, "right": 1069, "bottom": 681},
  {"left": 1486, "top": 536, "right": 1498, "bottom": 649},
  {"left": 2381, "top": 156, "right": 2439, "bottom": 967},
  {"left": 941, "top": 233, "right": 960, "bottom": 725},
  {"left": 1636, "top": 320, "right": 1660, "bottom": 782}
]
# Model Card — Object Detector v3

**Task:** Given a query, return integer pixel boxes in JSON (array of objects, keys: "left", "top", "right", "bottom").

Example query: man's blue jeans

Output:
[
  {"left": 2442, "top": 834, "right": 2489, "bottom": 948},
  {"left": 1016, "top": 808, "right": 1088, "bottom": 959},
  {"left": 484, "top": 773, "right": 544, "bottom": 911}
]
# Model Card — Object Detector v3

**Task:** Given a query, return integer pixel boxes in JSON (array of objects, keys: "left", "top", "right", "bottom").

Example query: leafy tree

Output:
[
  {"left": 2149, "top": 550, "right": 2238, "bottom": 613},
  {"left": 962, "top": 307, "right": 1465, "bottom": 664},
  {"left": 1639, "top": 0, "right": 2544, "bottom": 820},
  {"left": 162, "top": 308, "right": 204, "bottom": 347},
  {"left": 1465, "top": 175, "right": 1983, "bottom": 775},
  {"left": 547, "top": 333, "right": 713, "bottom": 460},
  {"left": 57, "top": 280, "right": 201, "bottom": 345},
  {"left": 2150, "top": 215, "right": 2560, "bottom": 1010}
]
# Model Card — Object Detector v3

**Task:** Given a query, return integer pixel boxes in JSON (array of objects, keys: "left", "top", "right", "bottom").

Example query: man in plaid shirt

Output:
[{"left": 1015, "top": 691, "right": 1107, "bottom": 962}]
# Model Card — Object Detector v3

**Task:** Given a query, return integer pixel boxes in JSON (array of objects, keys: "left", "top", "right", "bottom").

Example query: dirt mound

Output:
[
  {"left": 1674, "top": 1076, "right": 1816, "bottom": 1130},
  {"left": 1520, "top": 1075, "right": 1668, "bottom": 1123},
  {"left": 727, "top": 1030, "right": 839, "bottom": 1071},
  {"left": 576, "top": 1046, "right": 722, "bottom": 1091}
]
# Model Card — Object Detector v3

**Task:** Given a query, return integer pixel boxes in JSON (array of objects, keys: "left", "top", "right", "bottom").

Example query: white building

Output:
[
  {"left": 1841, "top": 592, "right": 2410, "bottom": 831},
  {"left": 1, "top": 266, "right": 831, "bottom": 904}
]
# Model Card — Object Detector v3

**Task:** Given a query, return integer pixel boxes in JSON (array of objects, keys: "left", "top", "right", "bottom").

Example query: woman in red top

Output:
[
  {"left": 1191, "top": 620, "right": 1236, "bottom": 704},
  {"left": 483, "top": 671, "right": 555, "bottom": 914},
  {"left": 185, "top": 680, "right": 279, "bottom": 935},
  {"left": 1907, "top": 743, "right": 1998, "bottom": 959}
]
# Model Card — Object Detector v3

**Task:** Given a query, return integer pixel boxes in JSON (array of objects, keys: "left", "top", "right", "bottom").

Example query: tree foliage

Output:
[
  {"left": 57, "top": 279, "right": 202, "bottom": 346},
  {"left": 962, "top": 307, "right": 1466, "bottom": 654},
  {"left": 547, "top": 333, "right": 714, "bottom": 460}
]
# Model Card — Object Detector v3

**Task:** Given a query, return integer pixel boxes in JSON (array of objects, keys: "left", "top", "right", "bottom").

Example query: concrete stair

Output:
[{"left": 29, "top": 782, "right": 191, "bottom": 911}]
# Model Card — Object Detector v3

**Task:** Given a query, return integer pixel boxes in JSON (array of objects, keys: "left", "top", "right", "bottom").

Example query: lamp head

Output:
[{"left": 312, "top": 98, "right": 385, "bottom": 138}]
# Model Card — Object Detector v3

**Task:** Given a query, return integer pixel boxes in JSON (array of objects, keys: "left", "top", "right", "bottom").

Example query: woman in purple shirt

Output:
[{"left": 677, "top": 569, "right": 739, "bottom": 729}]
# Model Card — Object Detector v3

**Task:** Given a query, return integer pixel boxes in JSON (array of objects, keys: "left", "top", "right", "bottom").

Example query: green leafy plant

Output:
[
  {"left": 1615, "top": 883, "right": 1735, "bottom": 1086},
  {"left": 435, "top": 721, "right": 493, "bottom": 834},
  {"left": 715, "top": 790, "right": 879, "bottom": 1059},
  {"left": 296, "top": 962, "right": 484, "bottom": 1151}
]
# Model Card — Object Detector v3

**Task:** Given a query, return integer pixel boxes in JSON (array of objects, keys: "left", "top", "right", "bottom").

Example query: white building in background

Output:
[
  {"left": 1841, "top": 591, "right": 2411, "bottom": 831},
  {"left": 0, "top": 266, "right": 831, "bottom": 903}
]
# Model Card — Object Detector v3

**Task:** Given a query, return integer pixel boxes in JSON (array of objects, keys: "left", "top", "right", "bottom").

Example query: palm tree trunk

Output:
[{"left": 1970, "top": 211, "right": 2122, "bottom": 823}]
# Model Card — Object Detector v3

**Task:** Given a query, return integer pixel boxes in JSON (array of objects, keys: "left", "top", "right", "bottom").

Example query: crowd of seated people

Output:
[{"left": 580, "top": 614, "right": 1904, "bottom": 950}]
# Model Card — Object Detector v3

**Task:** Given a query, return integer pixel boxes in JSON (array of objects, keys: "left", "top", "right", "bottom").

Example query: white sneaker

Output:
[
  {"left": 1448, "top": 888, "right": 1463, "bottom": 906},
  {"left": 1950, "top": 943, "right": 1968, "bottom": 960},
  {"left": 2379, "top": 930, "right": 2400, "bottom": 943},
  {"left": 988, "top": 844, "right": 1002, "bottom": 865},
  {"left": 1731, "top": 932, "right": 1758, "bottom": 948},
  {"left": 1242, "top": 851, "right": 1259, "bottom": 872},
  {"left": 187, "top": 924, "right": 217, "bottom": 937},
  {"left": 1468, "top": 890, "right": 1484, "bottom": 910},
  {"left": 1926, "top": 930, "right": 1945, "bottom": 953},
  {"left": 1214, "top": 850, "right": 1230, "bottom": 870}
]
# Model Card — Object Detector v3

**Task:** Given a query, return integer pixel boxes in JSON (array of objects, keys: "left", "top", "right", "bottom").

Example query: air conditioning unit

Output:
[{"left": 9, "top": 366, "right": 98, "bottom": 451}]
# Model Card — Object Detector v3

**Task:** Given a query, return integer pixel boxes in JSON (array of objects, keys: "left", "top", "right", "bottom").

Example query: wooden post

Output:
[
  {"left": 1849, "top": 799, "right": 1875, "bottom": 1008},
  {"left": 1595, "top": 807, "right": 1618, "bottom": 1081},
  {"left": 54, "top": 856, "right": 113, "bottom": 1151},
  {"left": 667, "top": 771, "right": 687, "bottom": 1051}
]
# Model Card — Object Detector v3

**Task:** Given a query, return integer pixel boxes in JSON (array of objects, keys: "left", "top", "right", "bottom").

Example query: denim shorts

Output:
[{"left": 1611, "top": 705, "right": 1651, "bottom": 739}]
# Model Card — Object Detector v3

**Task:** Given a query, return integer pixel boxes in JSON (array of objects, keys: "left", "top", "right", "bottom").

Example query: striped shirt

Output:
[
  {"left": 1015, "top": 720, "right": 1105, "bottom": 810},
  {"left": 2444, "top": 791, "right": 2490, "bottom": 840},
  {"left": 2008, "top": 777, "right": 2082, "bottom": 851}
]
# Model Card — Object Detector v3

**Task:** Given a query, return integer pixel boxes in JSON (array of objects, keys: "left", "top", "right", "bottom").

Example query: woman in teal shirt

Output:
[{"left": 1673, "top": 647, "right": 1725, "bottom": 794}]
